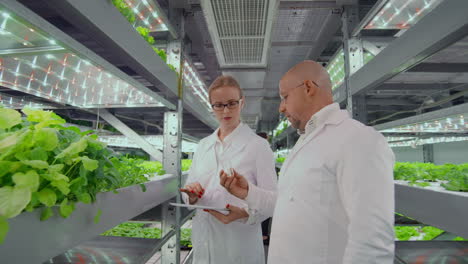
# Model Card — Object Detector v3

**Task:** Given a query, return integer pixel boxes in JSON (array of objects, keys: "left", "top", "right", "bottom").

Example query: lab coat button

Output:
[{"left": 289, "top": 196, "right": 294, "bottom": 202}]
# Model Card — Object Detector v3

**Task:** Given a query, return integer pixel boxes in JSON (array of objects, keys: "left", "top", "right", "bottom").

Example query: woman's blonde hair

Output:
[{"left": 208, "top": 75, "right": 243, "bottom": 103}]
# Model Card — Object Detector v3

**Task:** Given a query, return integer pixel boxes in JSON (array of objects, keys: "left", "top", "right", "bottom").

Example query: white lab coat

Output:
[
  {"left": 246, "top": 103, "right": 395, "bottom": 263},
  {"left": 183, "top": 123, "right": 277, "bottom": 264}
]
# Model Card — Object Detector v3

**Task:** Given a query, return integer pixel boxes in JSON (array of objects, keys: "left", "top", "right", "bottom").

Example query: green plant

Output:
[
  {"left": 102, "top": 222, "right": 192, "bottom": 247},
  {"left": 394, "top": 162, "right": 468, "bottom": 192},
  {"left": 421, "top": 226, "right": 444, "bottom": 240},
  {"left": 0, "top": 108, "right": 128, "bottom": 242},
  {"left": 136, "top": 26, "right": 155, "bottom": 45},
  {"left": 181, "top": 228, "right": 192, "bottom": 247},
  {"left": 453, "top": 236, "right": 467, "bottom": 241},
  {"left": 111, "top": 0, "right": 136, "bottom": 24},
  {"left": 181, "top": 159, "right": 192, "bottom": 172},
  {"left": 395, "top": 226, "right": 419, "bottom": 241},
  {"left": 101, "top": 222, "right": 161, "bottom": 239},
  {"left": 276, "top": 157, "right": 285, "bottom": 164},
  {"left": 153, "top": 47, "right": 167, "bottom": 62}
]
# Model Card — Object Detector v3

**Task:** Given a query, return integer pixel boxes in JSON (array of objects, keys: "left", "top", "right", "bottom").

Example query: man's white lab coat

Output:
[
  {"left": 246, "top": 103, "right": 395, "bottom": 263},
  {"left": 183, "top": 123, "right": 277, "bottom": 264}
]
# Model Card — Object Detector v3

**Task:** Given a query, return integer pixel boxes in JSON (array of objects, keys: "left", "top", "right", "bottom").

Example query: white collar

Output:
[
  {"left": 297, "top": 103, "right": 341, "bottom": 136},
  {"left": 215, "top": 122, "right": 244, "bottom": 145}
]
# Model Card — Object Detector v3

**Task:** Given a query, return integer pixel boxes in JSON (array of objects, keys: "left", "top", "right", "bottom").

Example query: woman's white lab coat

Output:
[{"left": 183, "top": 123, "right": 277, "bottom": 264}]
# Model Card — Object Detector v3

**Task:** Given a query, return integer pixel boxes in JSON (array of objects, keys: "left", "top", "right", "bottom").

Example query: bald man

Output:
[{"left": 209, "top": 60, "right": 395, "bottom": 263}]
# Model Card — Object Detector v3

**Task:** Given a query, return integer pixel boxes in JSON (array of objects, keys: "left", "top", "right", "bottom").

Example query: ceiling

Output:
[{"left": 2, "top": 0, "right": 467, "bottom": 144}]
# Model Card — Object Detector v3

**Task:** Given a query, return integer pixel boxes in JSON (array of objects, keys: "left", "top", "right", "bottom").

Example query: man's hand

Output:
[
  {"left": 204, "top": 204, "right": 249, "bottom": 224},
  {"left": 180, "top": 182, "right": 204, "bottom": 204},
  {"left": 220, "top": 169, "right": 249, "bottom": 199}
]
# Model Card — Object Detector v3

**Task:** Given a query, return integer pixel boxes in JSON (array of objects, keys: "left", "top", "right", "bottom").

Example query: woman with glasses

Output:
[{"left": 180, "top": 75, "right": 277, "bottom": 264}]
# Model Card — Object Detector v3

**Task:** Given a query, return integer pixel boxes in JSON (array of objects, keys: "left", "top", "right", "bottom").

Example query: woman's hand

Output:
[
  {"left": 180, "top": 182, "right": 205, "bottom": 204},
  {"left": 204, "top": 204, "right": 249, "bottom": 224},
  {"left": 219, "top": 169, "right": 249, "bottom": 199}
]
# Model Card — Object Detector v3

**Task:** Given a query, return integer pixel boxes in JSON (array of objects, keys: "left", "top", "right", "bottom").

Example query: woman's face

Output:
[{"left": 210, "top": 86, "right": 244, "bottom": 128}]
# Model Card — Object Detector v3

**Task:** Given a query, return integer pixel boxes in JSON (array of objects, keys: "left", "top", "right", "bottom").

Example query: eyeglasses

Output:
[
  {"left": 211, "top": 99, "right": 242, "bottom": 111},
  {"left": 280, "top": 80, "right": 320, "bottom": 102}
]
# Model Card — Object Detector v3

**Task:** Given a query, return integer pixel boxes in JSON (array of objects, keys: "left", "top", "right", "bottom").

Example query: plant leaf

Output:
[
  {"left": 0, "top": 186, "right": 31, "bottom": 218},
  {"left": 34, "top": 128, "right": 58, "bottom": 151},
  {"left": 12, "top": 170, "right": 40, "bottom": 192},
  {"left": 56, "top": 137, "right": 88, "bottom": 160},
  {"left": 0, "top": 216, "right": 8, "bottom": 244},
  {"left": 77, "top": 193, "right": 91, "bottom": 204},
  {"left": 59, "top": 198, "right": 75, "bottom": 218},
  {"left": 81, "top": 156, "right": 98, "bottom": 171},
  {"left": 21, "top": 160, "right": 49, "bottom": 170},
  {"left": 40, "top": 207, "right": 54, "bottom": 221},
  {"left": 94, "top": 209, "right": 103, "bottom": 224},
  {"left": 51, "top": 180, "right": 70, "bottom": 195},
  {"left": 0, "top": 108, "right": 21, "bottom": 129},
  {"left": 37, "top": 188, "right": 57, "bottom": 207}
]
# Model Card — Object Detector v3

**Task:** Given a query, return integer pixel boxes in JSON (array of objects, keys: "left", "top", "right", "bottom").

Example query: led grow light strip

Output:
[
  {"left": 183, "top": 60, "right": 211, "bottom": 109},
  {"left": 99, "top": 135, "right": 198, "bottom": 152},
  {"left": 387, "top": 136, "right": 468, "bottom": 147},
  {"left": 0, "top": 92, "right": 54, "bottom": 109},
  {"left": 124, "top": 0, "right": 168, "bottom": 32},
  {"left": 0, "top": 7, "right": 165, "bottom": 108},
  {"left": 326, "top": 48, "right": 345, "bottom": 91},
  {"left": 381, "top": 114, "right": 467, "bottom": 133},
  {"left": 364, "top": 0, "right": 444, "bottom": 30}
]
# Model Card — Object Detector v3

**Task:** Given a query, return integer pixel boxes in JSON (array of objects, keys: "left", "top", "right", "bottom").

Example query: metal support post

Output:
[
  {"left": 341, "top": 5, "right": 365, "bottom": 122},
  {"left": 423, "top": 144, "right": 434, "bottom": 163},
  {"left": 161, "top": 112, "right": 182, "bottom": 264},
  {"left": 351, "top": 94, "right": 368, "bottom": 124},
  {"left": 162, "top": 5, "right": 185, "bottom": 264}
]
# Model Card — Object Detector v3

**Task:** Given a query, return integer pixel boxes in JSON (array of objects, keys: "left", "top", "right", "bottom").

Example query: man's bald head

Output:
[
  {"left": 278, "top": 60, "right": 334, "bottom": 131},
  {"left": 281, "top": 60, "right": 332, "bottom": 94}
]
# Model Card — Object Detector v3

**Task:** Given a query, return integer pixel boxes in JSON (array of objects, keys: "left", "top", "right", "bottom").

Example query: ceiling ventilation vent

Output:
[{"left": 201, "top": 0, "right": 278, "bottom": 68}]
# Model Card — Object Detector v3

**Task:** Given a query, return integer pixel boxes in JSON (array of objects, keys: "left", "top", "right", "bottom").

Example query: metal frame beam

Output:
[
  {"left": 395, "top": 183, "right": 468, "bottom": 239},
  {"left": 374, "top": 102, "right": 468, "bottom": 131},
  {"left": 0, "top": 0, "right": 175, "bottom": 109},
  {"left": 348, "top": 0, "right": 468, "bottom": 97},
  {"left": 97, "top": 109, "right": 163, "bottom": 161},
  {"left": 46, "top": 0, "right": 178, "bottom": 97}
]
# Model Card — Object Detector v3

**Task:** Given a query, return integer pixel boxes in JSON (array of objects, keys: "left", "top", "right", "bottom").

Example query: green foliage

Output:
[
  {"left": 453, "top": 236, "right": 467, "bottom": 241},
  {"left": 0, "top": 216, "right": 8, "bottom": 244},
  {"left": 394, "top": 162, "right": 468, "bottom": 192},
  {"left": 180, "top": 228, "right": 192, "bottom": 247},
  {"left": 395, "top": 226, "right": 420, "bottom": 241},
  {"left": 101, "top": 222, "right": 161, "bottom": 239},
  {"left": 421, "top": 226, "right": 444, "bottom": 240},
  {"left": 101, "top": 222, "right": 192, "bottom": 247},
  {"left": 0, "top": 108, "right": 21, "bottom": 129},
  {"left": 276, "top": 157, "right": 285, "bottom": 164},
  {"left": 111, "top": 0, "right": 136, "bottom": 24},
  {"left": 181, "top": 159, "right": 192, "bottom": 172},
  {"left": 153, "top": 47, "right": 167, "bottom": 62},
  {"left": 0, "top": 108, "right": 134, "bottom": 243},
  {"left": 136, "top": 26, "right": 155, "bottom": 45}
]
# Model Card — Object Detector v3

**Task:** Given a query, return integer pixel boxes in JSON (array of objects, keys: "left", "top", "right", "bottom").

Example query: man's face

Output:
[{"left": 278, "top": 79, "right": 307, "bottom": 129}]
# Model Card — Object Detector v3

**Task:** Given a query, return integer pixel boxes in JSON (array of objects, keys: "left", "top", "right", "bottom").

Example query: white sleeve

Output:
[
  {"left": 244, "top": 181, "right": 277, "bottom": 221},
  {"left": 338, "top": 129, "right": 395, "bottom": 263},
  {"left": 182, "top": 143, "right": 201, "bottom": 205},
  {"left": 243, "top": 139, "right": 278, "bottom": 224}
]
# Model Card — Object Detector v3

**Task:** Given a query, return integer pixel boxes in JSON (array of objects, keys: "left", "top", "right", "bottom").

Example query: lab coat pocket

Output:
[{"left": 291, "top": 167, "right": 323, "bottom": 206}]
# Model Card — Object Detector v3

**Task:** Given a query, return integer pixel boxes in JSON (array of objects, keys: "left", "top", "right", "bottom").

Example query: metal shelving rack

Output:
[
  {"left": 272, "top": 1, "right": 468, "bottom": 252},
  {"left": 0, "top": 0, "right": 206, "bottom": 263},
  {"left": 334, "top": 0, "right": 468, "bottom": 250}
]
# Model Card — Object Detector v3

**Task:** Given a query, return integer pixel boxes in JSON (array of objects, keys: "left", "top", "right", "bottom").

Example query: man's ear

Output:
[{"left": 304, "top": 80, "right": 317, "bottom": 97}]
